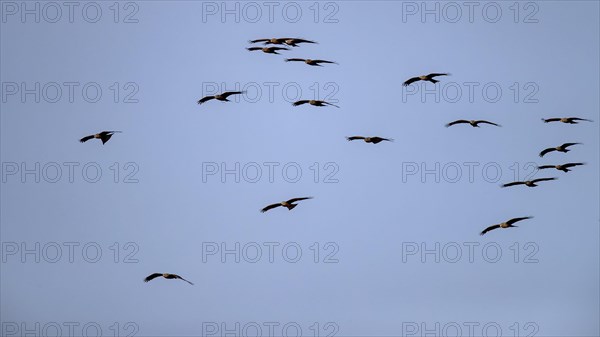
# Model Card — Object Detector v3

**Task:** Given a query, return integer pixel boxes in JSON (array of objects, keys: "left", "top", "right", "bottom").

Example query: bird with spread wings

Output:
[
  {"left": 144, "top": 273, "right": 194, "bottom": 285},
  {"left": 197, "top": 91, "right": 245, "bottom": 105},
  {"left": 79, "top": 131, "right": 121, "bottom": 145},
  {"left": 285, "top": 58, "right": 337, "bottom": 66},
  {"left": 261, "top": 197, "right": 313, "bottom": 213},
  {"left": 346, "top": 136, "right": 393, "bottom": 144},
  {"left": 539, "top": 143, "right": 581, "bottom": 157},
  {"left": 542, "top": 117, "right": 593, "bottom": 124},
  {"left": 403, "top": 73, "right": 450, "bottom": 86},
  {"left": 480, "top": 216, "right": 533, "bottom": 236},
  {"left": 292, "top": 100, "right": 339, "bottom": 108},
  {"left": 501, "top": 177, "right": 557, "bottom": 188},
  {"left": 537, "top": 162, "right": 585, "bottom": 172},
  {"left": 445, "top": 120, "right": 501, "bottom": 128}
]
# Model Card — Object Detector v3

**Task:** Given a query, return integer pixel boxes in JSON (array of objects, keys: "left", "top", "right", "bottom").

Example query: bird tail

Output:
[
  {"left": 429, "top": 79, "right": 439, "bottom": 84},
  {"left": 287, "top": 204, "right": 298, "bottom": 210}
]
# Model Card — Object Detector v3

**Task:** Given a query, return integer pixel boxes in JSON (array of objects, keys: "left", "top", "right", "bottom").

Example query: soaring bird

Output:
[
  {"left": 480, "top": 216, "right": 533, "bottom": 236},
  {"left": 542, "top": 117, "right": 593, "bottom": 124},
  {"left": 539, "top": 143, "right": 581, "bottom": 157},
  {"left": 445, "top": 120, "right": 501, "bottom": 128},
  {"left": 79, "top": 131, "right": 121, "bottom": 144},
  {"left": 538, "top": 162, "right": 585, "bottom": 172},
  {"left": 403, "top": 73, "right": 450, "bottom": 86},
  {"left": 249, "top": 37, "right": 289, "bottom": 45},
  {"left": 346, "top": 136, "right": 393, "bottom": 144},
  {"left": 144, "top": 273, "right": 194, "bottom": 285},
  {"left": 501, "top": 177, "right": 557, "bottom": 188},
  {"left": 261, "top": 197, "right": 313, "bottom": 213},
  {"left": 247, "top": 46, "right": 290, "bottom": 54},
  {"left": 197, "top": 91, "right": 245, "bottom": 105},
  {"left": 292, "top": 100, "right": 339, "bottom": 108},
  {"left": 284, "top": 58, "right": 337, "bottom": 66},
  {"left": 281, "top": 38, "right": 317, "bottom": 47}
]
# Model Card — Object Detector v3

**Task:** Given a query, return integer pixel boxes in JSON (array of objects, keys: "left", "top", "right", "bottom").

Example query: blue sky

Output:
[{"left": 1, "top": 1, "right": 599, "bottom": 336}]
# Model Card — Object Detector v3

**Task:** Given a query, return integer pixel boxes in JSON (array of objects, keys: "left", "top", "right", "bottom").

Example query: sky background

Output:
[{"left": 1, "top": 1, "right": 599, "bottom": 336}]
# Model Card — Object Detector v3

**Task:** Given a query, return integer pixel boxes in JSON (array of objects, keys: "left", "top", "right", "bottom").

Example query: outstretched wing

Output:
[
  {"left": 501, "top": 181, "right": 526, "bottom": 187},
  {"left": 506, "top": 216, "right": 533, "bottom": 225},
  {"left": 292, "top": 100, "right": 310, "bottom": 106},
  {"left": 261, "top": 203, "right": 282, "bottom": 213},
  {"left": 287, "top": 197, "right": 313, "bottom": 204},
  {"left": 537, "top": 165, "right": 554, "bottom": 170},
  {"left": 322, "top": 101, "right": 340, "bottom": 108},
  {"left": 100, "top": 133, "right": 115, "bottom": 144},
  {"left": 569, "top": 117, "right": 593, "bottom": 122},
  {"left": 562, "top": 142, "right": 581, "bottom": 148},
  {"left": 542, "top": 118, "right": 561, "bottom": 123},
  {"left": 370, "top": 137, "right": 393, "bottom": 144},
  {"left": 445, "top": 120, "right": 470, "bottom": 127},
  {"left": 480, "top": 225, "right": 501, "bottom": 236},
  {"left": 539, "top": 147, "right": 555, "bottom": 157},
  {"left": 79, "top": 135, "right": 94, "bottom": 143},
  {"left": 270, "top": 47, "right": 290, "bottom": 51},
  {"left": 197, "top": 96, "right": 215, "bottom": 104},
  {"left": 247, "top": 47, "right": 263, "bottom": 51},
  {"left": 144, "top": 273, "right": 162, "bottom": 282},
  {"left": 346, "top": 136, "right": 365, "bottom": 141},
  {"left": 476, "top": 120, "right": 501, "bottom": 127},
  {"left": 287, "top": 38, "right": 316, "bottom": 44},
  {"left": 427, "top": 73, "right": 450, "bottom": 78},
  {"left": 249, "top": 38, "right": 269, "bottom": 43},
  {"left": 221, "top": 91, "right": 245, "bottom": 98},
  {"left": 562, "top": 162, "right": 585, "bottom": 168},
  {"left": 313, "top": 60, "right": 337, "bottom": 64},
  {"left": 174, "top": 274, "right": 194, "bottom": 285},
  {"left": 403, "top": 77, "right": 420, "bottom": 86},
  {"left": 285, "top": 58, "right": 306, "bottom": 62},
  {"left": 531, "top": 177, "right": 557, "bottom": 183}
]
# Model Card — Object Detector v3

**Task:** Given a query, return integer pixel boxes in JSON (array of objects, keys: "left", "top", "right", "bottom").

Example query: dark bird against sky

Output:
[
  {"left": 144, "top": 273, "right": 194, "bottom": 285},
  {"left": 79, "top": 131, "right": 121, "bottom": 145},
  {"left": 346, "top": 136, "right": 393, "bottom": 144},
  {"left": 480, "top": 216, "right": 533, "bottom": 236},
  {"left": 539, "top": 143, "right": 581, "bottom": 157},
  {"left": 261, "top": 197, "right": 313, "bottom": 213},
  {"left": 403, "top": 73, "right": 450, "bottom": 86},
  {"left": 250, "top": 38, "right": 317, "bottom": 47},
  {"left": 542, "top": 117, "right": 593, "bottom": 124},
  {"left": 247, "top": 46, "right": 290, "bottom": 54},
  {"left": 285, "top": 58, "right": 337, "bottom": 66},
  {"left": 197, "top": 91, "right": 246, "bottom": 105},
  {"left": 501, "top": 177, "right": 557, "bottom": 188},
  {"left": 537, "top": 162, "right": 585, "bottom": 172},
  {"left": 292, "top": 100, "right": 339, "bottom": 108},
  {"left": 445, "top": 120, "right": 501, "bottom": 128}
]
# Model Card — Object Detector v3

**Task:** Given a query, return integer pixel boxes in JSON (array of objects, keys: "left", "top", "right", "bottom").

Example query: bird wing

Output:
[
  {"left": 288, "top": 38, "right": 316, "bottom": 44},
  {"left": 445, "top": 120, "right": 470, "bottom": 127},
  {"left": 174, "top": 274, "right": 194, "bottom": 285},
  {"left": 270, "top": 47, "right": 290, "bottom": 51},
  {"left": 539, "top": 148, "right": 555, "bottom": 157},
  {"left": 542, "top": 118, "right": 560, "bottom": 123},
  {"left": 100, "top": 134, "right": 114, "bottom": 144},
  {"left": 285, "top": 58, "right": 305, "bottom": 62},
  {"left": 506, "top": 216, "right": 532, "bottom": 225},
  {"left": 346, "top": 136, "right": 365, "bottom": 141},
  {"left": 292, "top": 100, "right": 310, "bottom": 106},
  {"left": 480, "top": 225, "right": 501, "bottom": 236},
  {"left": 221, "top": 91, "right": 245, "bottom": 98},
  {"left": 197, "top": 96, "right": 215, "bottom": 104},
  {"left": 569, "top": 117, "right": 593, "bottom": 122},
  {"left": 323, "top": 101, "right": 340, "bottom": 108},
  {"left": 144, "top": 273, "right": 162, "bottom": 282},
  {"left": 79, "top": 135, "right": 94, "bottom": 143},
  {"left": 247, "top": 47, "right": 262, "bottom": 51},
  {"left": 249, "top": 38, "right": 269, "bottom": 43},
  {"left": 403, "top": 77, "right": 420, "bottom": 86},
  {"left": 537, "top": 165, "right": 554, "bottom": 169},
  {"left": 562, "top": 142, "right": 581, "bottom": 148},
  {"left": 287, "top": 197, "right": 313, "bottom": 204},
  {"left": 502, "top": 181, "right": 526, "bottom": 187},
  {"left": 313, "top": 60, "right": 337, "bottom": 64},
  {"left": 562, "top": 162, "right": 584, "bottom": 168},
  {"left": 476, "top": 120, "right": 501, "bottom": 127},
  {"left": 531, "top": 177, "right": 557, "bottom": 183},
  {"left": 371, "top": 137, "right": 393, "bottom": 143},
  {"left": 427, "top": 73, "right": 450, "bottom": 78},
  {"left": 261, "top": 203, "right": 282, "bottom": 213}
]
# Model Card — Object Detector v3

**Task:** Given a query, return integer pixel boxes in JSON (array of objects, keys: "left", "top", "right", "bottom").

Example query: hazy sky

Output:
[{"left": 1, "top": 1, "right": 599, "bottom": 336}]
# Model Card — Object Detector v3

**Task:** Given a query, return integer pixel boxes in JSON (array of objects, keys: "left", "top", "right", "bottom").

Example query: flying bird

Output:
[
  {"left": 285, "top": 58, "right": 337, "bottom": 66},
  {"left": 538, "top": 162, "right": 585, "bottom": 172},
  {"left": 79, "top": 131, "right": 121, "bottom": 144},
  {"left": 249, "top": 37, "right": 289, "bottom": 44},
  {"left": 261, "top": 197, "right": 313, "bottom": 213},
  {"left": 542, "top": 117, "right": 593, "bottom": 124},
  {"left": 403, "top": 73, "right": 450, "bottom": 86},
  {"left": 197, "top": 91, "right": 245, "bottom": 105},
  {"left": 144, "top": 273, "right": 194, "bottom": 285},
  {"left": 445, "top": 120, "right": 501, "bottom": 128},
  {"left": 480, "top": 216, "right": 533, "bottom": 236},
  {"left": 501, "top": 177, "right": 557, "bottom": 188},
  {"left": 539, "top": 143, "right": 581, "bottom": 157},
  {"left": 247, "top": 46, "right": 290, "bottom": 54},
  {"left": 346, "top": 136, "right": 393, "bottom": 144},
  {"left": 292, "top": 100, "right": 339, "bottom": 108},
  {"left": 281, "top": 38, "right": 317, "bottom": 47}
]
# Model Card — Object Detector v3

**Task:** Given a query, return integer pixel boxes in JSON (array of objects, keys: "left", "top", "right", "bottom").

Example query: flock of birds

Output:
[{"left": 77, "top": 36, "right": 593, "bottom": 285}]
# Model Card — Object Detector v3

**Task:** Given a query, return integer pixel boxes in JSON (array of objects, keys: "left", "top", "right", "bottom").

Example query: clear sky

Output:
[{"left": 1, "top": 1, "right": 599, "bottom": 336}]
